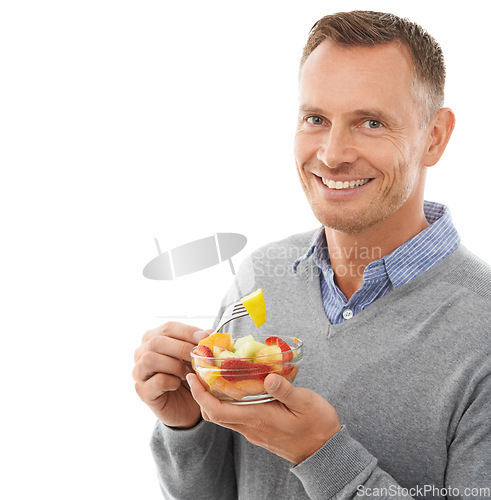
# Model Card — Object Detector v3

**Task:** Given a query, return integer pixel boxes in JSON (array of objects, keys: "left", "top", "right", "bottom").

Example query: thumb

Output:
[
  {"left": 264, "top": 373, "right": 298, "bottom": 406},
  {"left": 193, "top": 328, "right": 214, "bottom": 343}
]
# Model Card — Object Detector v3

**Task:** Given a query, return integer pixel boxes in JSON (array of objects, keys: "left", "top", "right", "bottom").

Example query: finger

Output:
[
  {"left": 135, "top": 372, "right": 181, "bottom": 402},
  {"left": 187, "top": 376, "right": 268, "bottom": 438},
  {"left": 141, "top": 321, "right": 208, "bottom": 344},
  {"left": 137, "top": 323, "right": 213, "bottom": 361},
  {"left": 135, "top": 334, "right": 201, "bottom": 364},
  {"left": 133, "top": 350, "right": 187, "bottom": 382},
  {"left": 186, "top": 374, "right": 234, "bottom": 427},
  {"left": 186, "top": 373, "right": 229, "bottom": 418},
  {"left": 186, "top": 372, "right": 214, "bottom": 402},
  {"left": 186, "top": 373, "right": 254, "bottom": 425},
  {"left": 264, "top": 374, "right": 299, "bottom": 409}
]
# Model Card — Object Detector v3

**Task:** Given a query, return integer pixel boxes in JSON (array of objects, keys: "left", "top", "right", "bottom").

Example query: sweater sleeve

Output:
[
  {"left": 291, "top": 426, "right": 415, "bottom": 499},
  {"left": 292, "top": 371, "right": 491, "bottom": 500},
  {"left": 445, "top": 371, "right": 491, "bottom": 494},
  {"left": 150, "top": 419, "right": 237, "bottom": 500}
]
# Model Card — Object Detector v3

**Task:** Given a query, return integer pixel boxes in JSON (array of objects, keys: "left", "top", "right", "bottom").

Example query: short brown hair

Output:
[{"left": 300, "top": 11, "right": 445, "bottom": 125}]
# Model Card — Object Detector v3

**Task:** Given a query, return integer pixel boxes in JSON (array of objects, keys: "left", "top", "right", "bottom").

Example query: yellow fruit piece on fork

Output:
[{"left": 241, "top": 288, "right": 267, "bottom": 328}]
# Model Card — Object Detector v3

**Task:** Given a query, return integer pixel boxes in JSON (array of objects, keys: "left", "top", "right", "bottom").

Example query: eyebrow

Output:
[{"left": 298, "top": 105, "right": 325, "bottom": 115}]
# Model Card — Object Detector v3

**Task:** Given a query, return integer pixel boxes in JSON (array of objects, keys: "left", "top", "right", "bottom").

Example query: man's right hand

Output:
[{"left": 133, "top": 322, "right": 210, "bottom": 429}]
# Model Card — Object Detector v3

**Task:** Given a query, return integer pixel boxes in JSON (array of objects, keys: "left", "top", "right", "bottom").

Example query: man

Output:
[{"left": 133, "top": 11, "right": 491, "bottom": 499}]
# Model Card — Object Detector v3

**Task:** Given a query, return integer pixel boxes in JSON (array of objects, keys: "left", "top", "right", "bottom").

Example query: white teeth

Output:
[{"left": 321, "top": 177, "right": 371, "bottom": 189}]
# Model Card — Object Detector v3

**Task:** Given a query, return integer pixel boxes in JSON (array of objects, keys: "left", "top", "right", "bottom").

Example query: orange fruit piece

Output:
[
  {"left": 234, "top": 378, "right": 265, "bottom": 396},
  {"left": 198, "top": 332, "right": 234, "bottom": 351},
  {"left": 211, "top": 376, "right": 247, "bottom": 401}
]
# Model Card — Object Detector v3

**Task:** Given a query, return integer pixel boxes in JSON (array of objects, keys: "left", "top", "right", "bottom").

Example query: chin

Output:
[
  {"left": 323, "top": 218, "right": 380, "bottom": 235},
  {"left": 312, "top": 203, "right": 392, "bottom": 235}
]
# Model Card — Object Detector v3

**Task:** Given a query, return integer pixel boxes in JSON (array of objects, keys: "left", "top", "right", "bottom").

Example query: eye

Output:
[
  {"left": 361, "top": 119, "right": 383, "bottom": 129},
  {"left": 306, "top": 116, "right": 324, "bottom": 125}
]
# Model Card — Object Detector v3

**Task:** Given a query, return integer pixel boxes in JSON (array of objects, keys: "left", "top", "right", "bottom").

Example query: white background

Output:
[{"left": 1, "top": 1, "right": 489, "bottom": 498}]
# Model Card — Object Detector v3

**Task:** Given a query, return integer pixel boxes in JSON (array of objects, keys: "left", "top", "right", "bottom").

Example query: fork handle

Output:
[{"left": 212, "top": 316, "right": 234, "bottom": 335}]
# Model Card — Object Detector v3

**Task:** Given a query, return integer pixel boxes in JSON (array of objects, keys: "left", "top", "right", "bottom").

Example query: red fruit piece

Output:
[
  {"left": 220, "top": 359, "right": 271, "bottom": 381},
  {"left": 281, "top": 364, "right": 295, "bottom": 376},
  {"left": 194, "top": 345, "right": 213, "bottom": 358},
  {"left": 265, "top": 336, "right": 293, "bottom": 363}
]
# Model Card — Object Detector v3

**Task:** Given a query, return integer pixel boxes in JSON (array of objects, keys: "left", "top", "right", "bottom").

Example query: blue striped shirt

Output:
[{"left": 293, "top": 201, "right": 460, "bottom": 325}]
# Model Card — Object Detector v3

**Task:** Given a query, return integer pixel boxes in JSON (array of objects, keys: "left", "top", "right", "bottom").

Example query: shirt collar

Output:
[
  {"left": 292, "top": 226, "right": 325, "bottom": 273},
  {"left": 383, "top": 201, "right": 460, "bottom": 288},
  {"left": 292, "top": 201, "right": 460, "bottom": 287}
]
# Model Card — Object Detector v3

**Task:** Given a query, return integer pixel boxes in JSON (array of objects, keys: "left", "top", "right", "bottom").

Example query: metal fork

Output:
[{"left": 213, "top": 300, "right": 249, "bottom": 333}]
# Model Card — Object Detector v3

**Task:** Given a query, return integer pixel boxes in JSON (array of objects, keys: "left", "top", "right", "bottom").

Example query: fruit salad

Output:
[{"left": 191, "top": 332, "right": 303, "bottom": 404}]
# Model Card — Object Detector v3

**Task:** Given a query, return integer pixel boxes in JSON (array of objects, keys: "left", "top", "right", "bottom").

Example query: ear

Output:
[{"left": 422, "top": 108, "right": 456, "bottom": 167}]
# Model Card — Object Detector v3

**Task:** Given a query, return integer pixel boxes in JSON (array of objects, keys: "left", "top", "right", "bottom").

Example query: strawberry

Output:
[
  {"left": 281, "top": 363, "right": 295, "bottom": 376},
  {"left": 194, "top": 345, "right": 213, "bottom": 358},
  {"left": 265, "top": 336, "right": 293, "bottom": 363},
  {"left": 220, "top": 358, "right": 271, "bottom": 381},
  {"left": 283, "top": 364, "right": 298, "bottom": 381}
]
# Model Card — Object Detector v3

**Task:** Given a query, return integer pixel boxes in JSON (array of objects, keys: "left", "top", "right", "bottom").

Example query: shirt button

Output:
[{"left": 343, "top": 309, "right": 353, "bottom": 320}]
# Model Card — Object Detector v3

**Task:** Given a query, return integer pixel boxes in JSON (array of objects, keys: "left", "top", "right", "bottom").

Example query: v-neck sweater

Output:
[{"left": 151, "top": 231, "right": 491, "bottom": 500}]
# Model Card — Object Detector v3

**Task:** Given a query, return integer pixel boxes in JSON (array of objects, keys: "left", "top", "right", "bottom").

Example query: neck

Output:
[{"left": 325, "top": 204, "right": 429, "bottom": 300}]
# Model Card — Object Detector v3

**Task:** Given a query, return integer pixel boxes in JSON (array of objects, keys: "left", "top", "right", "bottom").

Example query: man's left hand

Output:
[{"left": 186, "top": 372, "right": 342, "bottom": 464}]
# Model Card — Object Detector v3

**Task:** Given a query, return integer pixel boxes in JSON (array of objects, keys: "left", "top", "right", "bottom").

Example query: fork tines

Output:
[
  {"left": 231, "top": 304, "right": 248, "bottom": 320},
  {"left": 233, "top": 303, "right": 247, "bottom": 314},
  {"left": 214, "top": 301, "right": 249, "bottom": 333}
]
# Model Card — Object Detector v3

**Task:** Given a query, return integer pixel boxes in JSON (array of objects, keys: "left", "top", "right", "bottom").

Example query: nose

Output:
[{"left": 317, "top": 126, "right": 358, "bottom": 168}]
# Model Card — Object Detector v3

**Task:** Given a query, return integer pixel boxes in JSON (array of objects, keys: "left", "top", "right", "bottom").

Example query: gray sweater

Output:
[{"left": 151, "top": 231, "right": 491, "bottom": 499}]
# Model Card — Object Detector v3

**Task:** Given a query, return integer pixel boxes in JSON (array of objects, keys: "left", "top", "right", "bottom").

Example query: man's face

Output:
[{"left": 294, "top": 40, "right": 429, "bottom": 234}]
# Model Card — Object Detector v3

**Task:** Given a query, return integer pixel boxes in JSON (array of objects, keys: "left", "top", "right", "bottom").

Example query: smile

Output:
[{"left": 321, "top": 178, "right": 371, "bottom": 190}]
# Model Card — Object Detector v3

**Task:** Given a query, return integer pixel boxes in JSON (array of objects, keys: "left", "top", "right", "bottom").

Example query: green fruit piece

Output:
[
  {"left": 214, "top": 348, "right": 238, "bottom": 367},
  {"left": 233, "top": 334, "right": 256, "bottom": 351},
  {"left": 234, "top": 339, "right": 267, "bottom": 358},
  {"left": 216, "top": 349, "right": 237, "bottom": 360}
]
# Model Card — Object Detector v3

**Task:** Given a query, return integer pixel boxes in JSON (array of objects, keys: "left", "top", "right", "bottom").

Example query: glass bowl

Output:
[{"left": 190, "top": 335, "right": 303, "bottom": 404}]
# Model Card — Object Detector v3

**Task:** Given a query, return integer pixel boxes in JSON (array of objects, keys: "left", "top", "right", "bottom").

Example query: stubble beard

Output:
[{"left": 307, "top": 176, "right": 415, "bottom": 235}]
